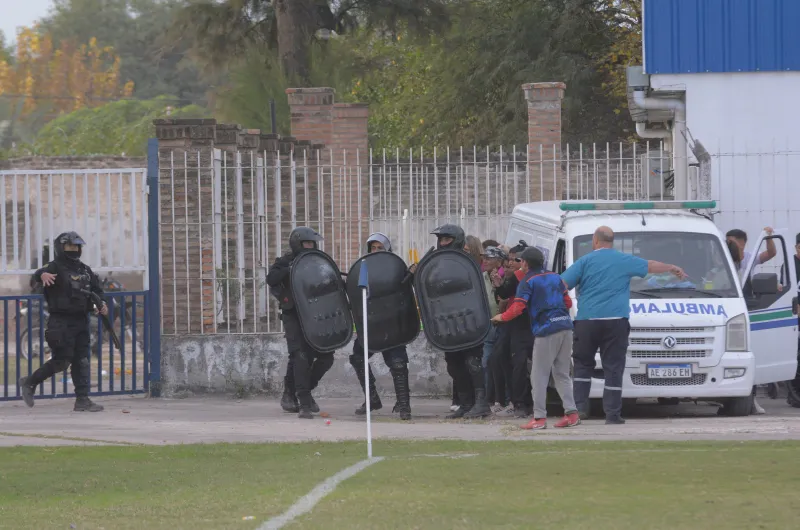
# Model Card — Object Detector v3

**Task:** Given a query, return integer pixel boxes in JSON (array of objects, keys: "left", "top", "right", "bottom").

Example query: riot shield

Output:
[
  {"left": 289, "top": 250, "right": 354, "bottom": 352},
  {"left": 346, "top": 252, "right": 420, "bottom": 352},
  {"left": 413, "top": 249, "right": 491, "bottom": 352}
]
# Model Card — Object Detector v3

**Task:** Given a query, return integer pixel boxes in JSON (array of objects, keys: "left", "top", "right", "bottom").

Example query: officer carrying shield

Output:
[
  {"left": 349, "top": 232, "right": 413, "bottom": 420},
  {"left": 267, "top": 226, "right": 346, "bottom": 419},
  {"left": 18, "top": 232, "right": 108, "bottom": 412},
  {"left": 415, "top": 224, "right": 492, "bottom": 419}
]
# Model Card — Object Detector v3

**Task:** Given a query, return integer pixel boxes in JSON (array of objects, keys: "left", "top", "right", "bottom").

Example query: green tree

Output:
[
  {"left": 171, "top": 0, "right": 451, "bottom": 85},
  {"left": 40, "top": 0, "right": 210, "bottom": 102},
  {"left": 347, "top": 0, "right": 637, "bottom": 149},
  {"left": 26, "top": 96, "right": 207, "bottom": 156}
]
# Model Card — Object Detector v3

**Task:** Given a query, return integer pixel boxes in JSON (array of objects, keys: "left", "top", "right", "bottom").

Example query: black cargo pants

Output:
[
  {"left": 27, "top": 314, "right": 92, "bottom": 397},
  {"left": 281, "top": 311, "right": 334, "bottom": 408}
]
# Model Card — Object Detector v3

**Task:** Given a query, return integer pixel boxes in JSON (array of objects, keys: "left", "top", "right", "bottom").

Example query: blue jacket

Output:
[{"left": 501, "top": 269, "right": 573, "bottom": 337}]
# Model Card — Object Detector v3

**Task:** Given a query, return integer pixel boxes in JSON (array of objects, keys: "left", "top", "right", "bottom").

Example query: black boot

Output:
[
  {"left": 74, "top": 397, "right": 104, "bottom": 412},
  {"left": 463, "top": 388, "right": 491, "bottom": 419},
  {"left": 390, "top": 364, "right": 412, "bottom": 420},
  {"left": 280, "top": 388, "right": 299, "bottom": 413},
  {"left": 446, "top": 392, "right": 473, "bottom": 419},
  {"left": 355, "top": 389, "right": 383, "bottom": 415},
  {"left": 310, "top": 396, "right": 320, "bottom": 414},
  {"left": 354, "top": 362, "right": 382, "bottom": 415},
  {"left": 281, "top": 364, "right": 299, "bottom": 412},
  {"left": 19, "top": 377, "right": 35, "bottom": 408},
  {"left": 297, "top": 393, "right": 314, "bottom": 419}
]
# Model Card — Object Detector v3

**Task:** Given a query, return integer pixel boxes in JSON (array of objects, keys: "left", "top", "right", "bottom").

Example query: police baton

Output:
[
  {"left": 357, "top": 260, "right": 374, "bottom": 459},
  {"left": 80, "top": 289, "right": 123, "bottom": 350}
]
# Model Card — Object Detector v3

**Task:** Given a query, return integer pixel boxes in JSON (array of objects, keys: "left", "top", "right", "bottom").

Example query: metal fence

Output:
[
  {"left": 158, "top": 141, "right": 679, "bottom": 336},
  {"left": 0, "top": 168, "right": 149, "bottom": 276},
  {"left": 1, "top": 291, "right": 150, "bottom": 401}
]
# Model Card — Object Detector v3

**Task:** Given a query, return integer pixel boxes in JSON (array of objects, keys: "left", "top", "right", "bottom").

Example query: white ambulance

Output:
[{"left": 505, "top": 200, "right": 798, "bottom": 416}]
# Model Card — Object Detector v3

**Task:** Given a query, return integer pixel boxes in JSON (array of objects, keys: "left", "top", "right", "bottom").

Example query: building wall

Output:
[
  {"left": 651, "top": 71, "right": 800, "bottom": 241},
  {"left": 644, "top": 0, "right": 800, "bottom": 75}
]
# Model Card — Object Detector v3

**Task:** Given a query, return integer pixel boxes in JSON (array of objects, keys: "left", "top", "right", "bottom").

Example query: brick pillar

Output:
[
  {"left": 523, "top": 82, "right": 566, "bottom": 201},
  {"left": 153, "top": 118, "right": 217, "bottom": 335},
  {"left": 332, "top": 103, "right": 369, "bottom": 264},
  {"left": 286, "top": 88, "right": 334, "bottom": 149}
]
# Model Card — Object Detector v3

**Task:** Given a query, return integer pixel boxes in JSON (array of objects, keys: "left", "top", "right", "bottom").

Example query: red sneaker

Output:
[
  {"left": 554, "top": 412, "right": 581, "bottom": 428},
  {"left": 521, "top": 418, "right": 547, "bottom": 430}
]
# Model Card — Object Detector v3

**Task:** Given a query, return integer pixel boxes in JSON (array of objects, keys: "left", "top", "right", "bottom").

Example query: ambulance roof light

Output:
[{"left": 559, "top": 200, "right": 716, "bottom": 212}]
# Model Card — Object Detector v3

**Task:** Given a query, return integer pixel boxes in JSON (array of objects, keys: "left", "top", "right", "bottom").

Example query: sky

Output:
[{"left": 1, "top": 0, "right": 54, "bottom": 45}]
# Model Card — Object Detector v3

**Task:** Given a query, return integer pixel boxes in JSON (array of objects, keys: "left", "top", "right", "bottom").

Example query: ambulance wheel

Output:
[{"left": 720, "top": 394, "right": 753, "bottom": 417}]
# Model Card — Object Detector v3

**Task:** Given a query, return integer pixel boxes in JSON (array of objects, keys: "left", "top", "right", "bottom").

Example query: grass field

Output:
[{"left": 1, "top": 440, "right": 799, "bottom": 529}]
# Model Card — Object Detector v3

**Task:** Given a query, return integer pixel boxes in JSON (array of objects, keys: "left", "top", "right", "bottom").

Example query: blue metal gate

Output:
[{"left": 0, "top": 139, "right": 162, "bottom": 401}]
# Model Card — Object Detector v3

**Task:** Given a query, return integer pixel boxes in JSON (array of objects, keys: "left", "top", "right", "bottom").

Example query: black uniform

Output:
[
  {"left": 428, "top": 224, "right": 491, "bottom": 419},
  {"left": 349, "top": 232, "right": 412, "bottom": 420},
  {"left": 19, "top": 232, "right": 105, "bottom": 412},
  {"left": 266, "top": 227, "right": 333, "bottom": 419}
]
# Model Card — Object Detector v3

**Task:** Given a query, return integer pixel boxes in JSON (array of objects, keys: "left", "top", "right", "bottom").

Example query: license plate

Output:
[{"left": 647, "top": 364, "right": 693, "bottom": 379}]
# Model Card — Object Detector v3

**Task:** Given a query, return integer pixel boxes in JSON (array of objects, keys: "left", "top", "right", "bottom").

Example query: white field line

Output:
[
  {"left": 259, "top": 444, "right": 797, "bottom": 528},
  {"left": 258, "top": 456, "right": 384, "bottom": 530}
]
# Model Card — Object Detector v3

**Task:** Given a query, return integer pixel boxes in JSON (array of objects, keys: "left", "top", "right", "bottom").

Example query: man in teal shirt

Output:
[{"left": 561, "top": 226, "right": 686, "bottom": 424}]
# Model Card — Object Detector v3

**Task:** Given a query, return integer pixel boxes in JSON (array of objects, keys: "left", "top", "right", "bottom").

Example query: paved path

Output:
[{"left": 2, "top": 394, "right": 800, "bottom": 447}]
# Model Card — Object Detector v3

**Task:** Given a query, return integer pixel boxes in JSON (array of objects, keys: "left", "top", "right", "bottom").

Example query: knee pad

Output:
[
  {"left": 466, "top": 355, "right": 483, "bottom": 375},
  {"left": 291, "top": 349, "right": 310, "bottom": 365},
  {"left": 51, "top": 359, "right": 71, "bottom": 372}
]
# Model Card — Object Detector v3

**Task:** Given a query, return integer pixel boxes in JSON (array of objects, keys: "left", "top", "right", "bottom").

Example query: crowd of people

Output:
[{"left": 269, "top": 222, "right": 688, "bottom": 429}]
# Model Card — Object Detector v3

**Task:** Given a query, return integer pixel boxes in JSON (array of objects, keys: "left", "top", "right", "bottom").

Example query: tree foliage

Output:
[
  {"left": 596, "top": 0, "right": 642, "bottom": 113},
  {"left": 40, "top": 0, "right": 210, "bottom": 102},
  {"left": 345, "top": 0, "right": 638, "bottom": 149},
  {"left": 0, "top": 26, "right": 134, "bottom": 147},
  {"left": 25, "top": 97, "right": 206, "bottom": 156},
  {"left": 171, "top": 0, "right": 451, "bottom": 85}
]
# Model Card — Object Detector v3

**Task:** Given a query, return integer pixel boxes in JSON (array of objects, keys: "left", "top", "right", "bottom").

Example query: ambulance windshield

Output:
[{"left": 572, "top": 231, "right": 739, "bottom": 299}]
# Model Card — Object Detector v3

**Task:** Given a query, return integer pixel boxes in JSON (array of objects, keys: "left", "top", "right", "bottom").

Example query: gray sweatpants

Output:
[{"left": 531, "top": 329, "right": 577, "bottom": 419}]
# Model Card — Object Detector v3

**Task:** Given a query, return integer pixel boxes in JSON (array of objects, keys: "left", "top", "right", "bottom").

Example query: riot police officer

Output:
[
  {"left": 18, "top": 232, "right": 107, "bottom": 412},
  {"left": 267, "top": 227, "right": 335, "bottom": 419},
  {"left": 422, "top": 224, "right": 492, "bottom": 419},
  {"left": 349, "top": 232, "right": 413, "bottom": 420}
]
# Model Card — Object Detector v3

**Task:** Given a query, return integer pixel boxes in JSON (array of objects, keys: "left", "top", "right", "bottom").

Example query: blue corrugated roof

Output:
[{"left": 644, "top": 0, "right": 800, "bottom": 74}]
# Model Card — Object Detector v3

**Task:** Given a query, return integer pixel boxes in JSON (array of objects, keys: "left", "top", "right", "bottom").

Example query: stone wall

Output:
[{"left": 162, "top": 334, "right": 450, "bottom": 398}]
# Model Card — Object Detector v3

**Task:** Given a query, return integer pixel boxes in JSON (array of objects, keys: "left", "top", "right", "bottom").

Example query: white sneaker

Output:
[
  {"left": 450, "top": 404, "right": 460, "bottom": 412},
  {"left": 490, "top": 403, "right": 504, "bottom": 413},
  {"left": 752, "top": 398, "right": 766, "bottom": 415}
]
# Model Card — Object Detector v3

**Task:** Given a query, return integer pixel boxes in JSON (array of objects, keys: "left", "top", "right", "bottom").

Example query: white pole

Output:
[{"left": 358, "top": 260, "right": 373, "bottom": 459}]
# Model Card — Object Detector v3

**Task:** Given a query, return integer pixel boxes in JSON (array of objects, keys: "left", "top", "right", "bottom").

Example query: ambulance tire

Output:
[{"left": 720, "top": 394, "right": 753, "bottom": 417}]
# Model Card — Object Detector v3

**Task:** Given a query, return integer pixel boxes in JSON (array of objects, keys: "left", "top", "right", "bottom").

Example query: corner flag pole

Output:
[{"left": 357, "top": 259, "right": 373, "bottom": 459}]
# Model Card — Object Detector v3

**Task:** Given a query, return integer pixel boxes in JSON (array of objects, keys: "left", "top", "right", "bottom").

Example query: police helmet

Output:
[
  {"left": 54, "top": 231, "right": 86, "bottom": 261},
  {"left": 431, "top": 224, "right": 465, "bottom": 250},
  {"left": 288, "top": 226, "right": 323, "bottom": 254},
  {"left": 365, "top": 232, "right": 392, "bottom": 253}
]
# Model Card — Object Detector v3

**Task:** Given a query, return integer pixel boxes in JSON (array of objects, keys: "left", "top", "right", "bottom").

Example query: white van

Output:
[{"left": 505, "top": 199, "right": 798, "bottom": 416}]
